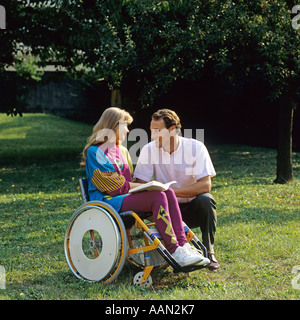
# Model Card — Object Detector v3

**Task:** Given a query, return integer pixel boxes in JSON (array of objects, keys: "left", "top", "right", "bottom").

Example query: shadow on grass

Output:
[
  {"left": 0, "top": 158, "right": 85, "bottom": 195},
  {"left": 217, "top": 205, "right": 299, "bottom": 226}
]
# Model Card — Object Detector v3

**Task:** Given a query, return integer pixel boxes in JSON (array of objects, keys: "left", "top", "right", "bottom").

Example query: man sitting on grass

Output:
[{"left": 134, "top": 109, "right": 220, "bottom": 271}]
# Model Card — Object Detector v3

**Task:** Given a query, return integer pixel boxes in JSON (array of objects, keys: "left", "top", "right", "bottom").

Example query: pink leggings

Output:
[{"left": 121, "top": 189, "right": 187, "bottom": 254}]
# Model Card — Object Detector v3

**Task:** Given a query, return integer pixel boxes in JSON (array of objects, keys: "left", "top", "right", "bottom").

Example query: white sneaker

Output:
[
  {"left": 182, "top": 243, "right": 210, "bottom": 266},
  {"left": 172, "top": 246, "right": 203, "bottom": 267}
]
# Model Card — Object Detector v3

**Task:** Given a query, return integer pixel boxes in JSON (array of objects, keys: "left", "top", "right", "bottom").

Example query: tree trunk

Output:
[
  {"left": 273, "top": 89, "right": 295, "bottom": 184},
  {"left": 111, "top": 88, "right": 122, "bottom": 107}
]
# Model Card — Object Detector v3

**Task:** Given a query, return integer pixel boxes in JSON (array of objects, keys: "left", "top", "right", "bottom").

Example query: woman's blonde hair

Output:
[{"left": 80, "top": 107, "right": 133, "bottom": 167}]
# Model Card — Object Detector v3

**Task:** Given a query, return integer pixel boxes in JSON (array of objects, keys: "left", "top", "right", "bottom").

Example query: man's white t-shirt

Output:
[{"left": 133, "top": 136, "right": 216, "bottom": 204}]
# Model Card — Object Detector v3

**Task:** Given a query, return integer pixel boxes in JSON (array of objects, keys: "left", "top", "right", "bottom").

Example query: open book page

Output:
[{"left": 128, "top": 180, "right": 177, "bottom": 193}]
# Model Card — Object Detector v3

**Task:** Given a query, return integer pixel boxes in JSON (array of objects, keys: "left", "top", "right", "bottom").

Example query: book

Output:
[{"left": 128, "top": 180, "right": 177, "bottom": 193}]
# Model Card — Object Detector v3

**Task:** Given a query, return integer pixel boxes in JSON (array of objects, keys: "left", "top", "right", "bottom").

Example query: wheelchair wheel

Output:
[{"left": 64, "top": 201, "right": 128, "bottom": 284}]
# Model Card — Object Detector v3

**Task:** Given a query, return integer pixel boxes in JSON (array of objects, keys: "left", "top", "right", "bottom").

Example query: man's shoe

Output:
[{"left": 207, "top": 253, "right": 220, "bottom": 271}]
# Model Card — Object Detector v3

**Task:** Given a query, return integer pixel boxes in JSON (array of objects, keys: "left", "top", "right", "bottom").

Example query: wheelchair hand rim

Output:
[{"left": 64, "top": 203, "right": 128, "bottom": 283}]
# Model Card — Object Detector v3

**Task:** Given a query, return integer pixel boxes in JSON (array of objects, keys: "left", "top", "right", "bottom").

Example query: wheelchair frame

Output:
[{"left": 64, "top": 178, "right": 208, "bottom": 288}]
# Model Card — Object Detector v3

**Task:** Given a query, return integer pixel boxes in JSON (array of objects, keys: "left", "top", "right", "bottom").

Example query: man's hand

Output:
[{"left": 172, "top": 176, "right": 211, "bottom": 198}]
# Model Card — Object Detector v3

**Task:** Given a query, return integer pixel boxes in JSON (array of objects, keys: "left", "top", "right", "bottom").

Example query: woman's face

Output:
[{"left": 116, "top": 121, "right": 129, "bottom": 142}]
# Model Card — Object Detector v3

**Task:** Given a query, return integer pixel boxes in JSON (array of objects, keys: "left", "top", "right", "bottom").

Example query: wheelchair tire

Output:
[{"left": 64, "top": 201, "right": 128, "bottom": 284}]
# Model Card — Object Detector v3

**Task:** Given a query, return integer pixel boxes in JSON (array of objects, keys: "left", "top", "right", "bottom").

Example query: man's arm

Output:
[{"left": 172, "top": 176, "right": 211, "bottom": 198}]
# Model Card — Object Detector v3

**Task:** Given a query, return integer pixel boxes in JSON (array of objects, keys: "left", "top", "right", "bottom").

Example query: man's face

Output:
[{"left": 150, "top": 118, "right": 174, "bottom": 149}]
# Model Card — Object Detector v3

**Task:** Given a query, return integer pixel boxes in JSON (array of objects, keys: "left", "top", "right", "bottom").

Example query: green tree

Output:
[
  {"left": 0, "top": 0, "right": 298, "bottom": 183},
  {"left": 200, "top": 0, "right": 299, "bottom": 183},
  {"left": 0, "top": 0, "right": 61, "bottom": 115},
  {"left": 251, "top": 0, "right": 299, "bottom": 184},
  {"left": 63, "top": 0, "right": 299, "bottom": 183}
]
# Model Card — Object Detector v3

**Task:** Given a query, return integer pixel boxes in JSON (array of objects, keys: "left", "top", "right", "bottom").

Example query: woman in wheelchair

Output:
[{"left": 80, "top": 107, "right": 209, "bottom": 268}]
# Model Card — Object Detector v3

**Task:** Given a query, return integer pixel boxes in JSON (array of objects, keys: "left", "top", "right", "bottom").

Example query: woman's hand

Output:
[{"left": 129, "top": 182, "right": 144, "bottom": 190}]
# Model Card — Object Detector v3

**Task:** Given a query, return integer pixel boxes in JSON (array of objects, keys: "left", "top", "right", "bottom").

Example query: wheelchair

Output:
[{"left": 64, "top": 178, "right": 209, "bottom": 288}]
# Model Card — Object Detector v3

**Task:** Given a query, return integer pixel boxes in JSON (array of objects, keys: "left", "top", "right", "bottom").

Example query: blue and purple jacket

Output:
[{"left": 85, "top": 142, "right": 133, "bottom": 212}]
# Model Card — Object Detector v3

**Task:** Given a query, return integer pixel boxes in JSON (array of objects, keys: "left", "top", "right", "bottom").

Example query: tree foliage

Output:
[
  {"left": 0, "top": 0, "right": 299, "bottom": 181},
  {"left": 1, "top": 1, "right": 299, "bottom": 105}
]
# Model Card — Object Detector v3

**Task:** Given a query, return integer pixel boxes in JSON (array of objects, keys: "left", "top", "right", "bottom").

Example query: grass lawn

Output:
[{"left": 0, "top": 113, "right": 299, "bottom": 300}]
